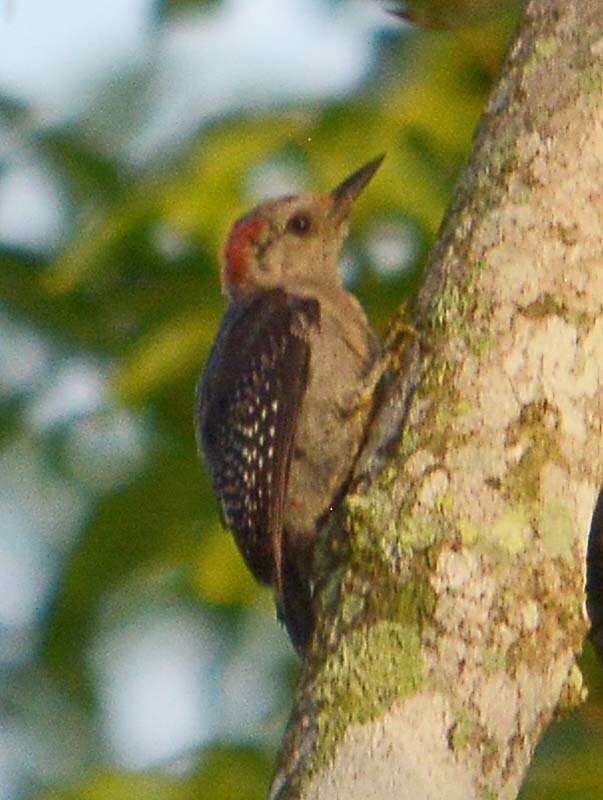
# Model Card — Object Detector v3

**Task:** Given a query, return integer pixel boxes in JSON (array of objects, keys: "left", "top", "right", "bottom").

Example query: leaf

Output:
[
  {"left": 191, "top": 519, "right": 261, "bottom": 606},
  {"left": 34, "top": 126, "right": 127, "bottom": 202},
  {"left": 32, "top": 745, "right": 271, "bottom": 800},
  {"left": 32, "top": 771, "right": 187, "bottom": 800},
  {"left": 192, "top": 744, "right": 271, "bottom": 800},
  {"left": 388, "top": 0, "right": 518, "bottom": 29},
  {"left": 154, "top": 0, "right": 219, "bottom": 22},
  {"left": 112, "top": 305, "right": 220, "bottom": 405}
]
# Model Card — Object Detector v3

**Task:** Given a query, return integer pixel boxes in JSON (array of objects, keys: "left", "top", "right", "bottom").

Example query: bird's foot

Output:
[
  {"left": 340, "top": 305, "right": 418, "bottom": 421},
  {"left": 382, "top": 301, "right": 418, "bottom": 371}
]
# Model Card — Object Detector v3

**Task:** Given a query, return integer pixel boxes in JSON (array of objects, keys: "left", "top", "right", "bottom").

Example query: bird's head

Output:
[{"left": 221, "top": 155, "right": 384, "bottom": 299}]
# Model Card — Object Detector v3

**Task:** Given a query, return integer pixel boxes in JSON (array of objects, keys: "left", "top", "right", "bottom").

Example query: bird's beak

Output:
[{"left": 327, "top": 154, "right": 385, "bottom": 223}]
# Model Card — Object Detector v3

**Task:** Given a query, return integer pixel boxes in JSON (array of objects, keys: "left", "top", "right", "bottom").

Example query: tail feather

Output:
[
  {"left": 277, "top": 549, "right": 314, "bottom": 656},
  {"left": 587, "top": 488, "right": 603, "bottom": 662}
]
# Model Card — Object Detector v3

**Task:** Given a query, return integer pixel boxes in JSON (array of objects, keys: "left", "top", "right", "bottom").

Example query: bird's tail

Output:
[
  {"left": 587, "top": 488, "right": 603, "bottom": 663},
  {"left": 277, "top": 546, "right": 314, "bottom": 656}
]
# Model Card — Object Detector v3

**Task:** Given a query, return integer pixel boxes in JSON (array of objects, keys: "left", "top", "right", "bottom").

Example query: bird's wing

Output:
[{"left": 196, "top": 289, "right": 320, "bottom": 599}]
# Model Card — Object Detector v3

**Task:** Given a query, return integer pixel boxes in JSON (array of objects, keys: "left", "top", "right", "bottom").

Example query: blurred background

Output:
[{"left": 0, "top": 1, "right": 602, "bottom": 798}]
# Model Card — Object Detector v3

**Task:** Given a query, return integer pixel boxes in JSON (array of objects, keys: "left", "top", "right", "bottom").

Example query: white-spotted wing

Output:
[{"left": 196, "top": 289, "right": 320, "bottom": 598}]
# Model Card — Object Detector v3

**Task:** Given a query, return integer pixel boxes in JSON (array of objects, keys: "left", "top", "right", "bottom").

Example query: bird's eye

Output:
[{"left": 286, "top": 213, "right": 312, "bottom": 236}]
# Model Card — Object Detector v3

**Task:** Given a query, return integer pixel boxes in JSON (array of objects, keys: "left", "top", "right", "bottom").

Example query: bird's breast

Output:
[{"left": 284, "top": 305, "right": 378, "bottom": 545}]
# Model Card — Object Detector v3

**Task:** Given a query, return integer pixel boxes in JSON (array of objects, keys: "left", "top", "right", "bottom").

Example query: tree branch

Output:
[{"left": 271, "top": 1, "right": 603, "bottom": 798}]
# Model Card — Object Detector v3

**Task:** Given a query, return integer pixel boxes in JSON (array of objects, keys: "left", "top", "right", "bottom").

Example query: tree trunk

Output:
[{"left": 270, "top": 1, "right": 603, "bottom": 798}]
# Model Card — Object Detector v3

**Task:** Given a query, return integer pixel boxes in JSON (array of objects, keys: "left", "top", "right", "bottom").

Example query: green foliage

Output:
[
  {"left": 389, "top": 0, "right": 518, "bottom": 29},
  {"left": 32, "top": 745, "right": 271, "bottom": 800},
  {"left": 155, "top": 0, "right": 219, "bottom": 20}
]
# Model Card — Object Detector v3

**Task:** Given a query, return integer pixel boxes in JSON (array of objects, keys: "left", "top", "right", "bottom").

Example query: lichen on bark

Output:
[{"left": 271, "top": 2, "right": 603, "bottom": 798}]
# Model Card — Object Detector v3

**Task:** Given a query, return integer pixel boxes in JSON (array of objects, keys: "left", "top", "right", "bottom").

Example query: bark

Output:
[{"left": 270, "top": 1, "right": 603, "bottom": 798}]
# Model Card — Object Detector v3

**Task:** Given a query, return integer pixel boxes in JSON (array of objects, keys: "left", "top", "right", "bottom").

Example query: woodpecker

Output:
[{"left": 196, "top": 156, "right": 383, "bottom": 654}]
